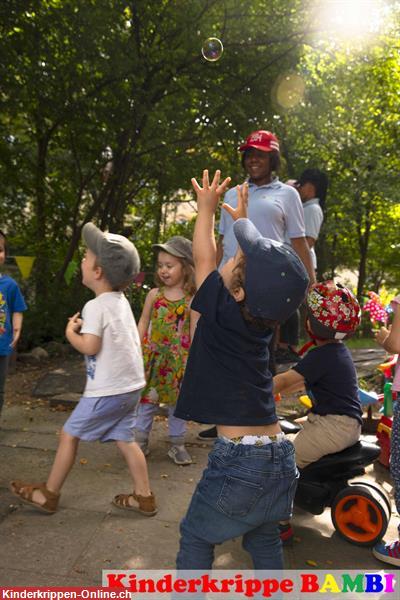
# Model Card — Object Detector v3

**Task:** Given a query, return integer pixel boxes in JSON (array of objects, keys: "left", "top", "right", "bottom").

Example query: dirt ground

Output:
[{"left": 4, "top": 357, "right": 79, "bottom": 414}]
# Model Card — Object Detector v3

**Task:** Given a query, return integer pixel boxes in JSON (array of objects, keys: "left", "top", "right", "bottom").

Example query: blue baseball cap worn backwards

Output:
[{"left": 233, "top": 218, "right": 309, "bottom": 322}]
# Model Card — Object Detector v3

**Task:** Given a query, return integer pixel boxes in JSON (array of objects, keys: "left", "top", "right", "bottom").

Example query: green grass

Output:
[{"left": 346, "top": 337, "right": 377, "bottom": 349}]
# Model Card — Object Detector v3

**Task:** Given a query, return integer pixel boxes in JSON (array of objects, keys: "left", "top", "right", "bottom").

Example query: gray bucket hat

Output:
[
  {"left": 233, "top": 218, "right": 309, "bottom": 322},
  {"left": 152, "top": 236, "right": 193, "bottom": 266},
  {"left": 82, "top": 223, "right": 140, "bottom": 288}
]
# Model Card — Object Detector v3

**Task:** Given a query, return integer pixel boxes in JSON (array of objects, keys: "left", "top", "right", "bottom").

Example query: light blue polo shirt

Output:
[{"left": 218, "top": 178, "right": 306, "bottom": 267}]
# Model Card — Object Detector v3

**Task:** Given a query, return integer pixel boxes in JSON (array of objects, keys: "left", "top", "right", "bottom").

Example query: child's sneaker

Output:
[
  {"left": 373, "top": 540, "right": 400, "bottom": 566},
  {"left": 279, "top": 522, "right": 294, "bottom": 545},
  {"left": 168, "top": 445, "right": 192, "bottom": 465}
]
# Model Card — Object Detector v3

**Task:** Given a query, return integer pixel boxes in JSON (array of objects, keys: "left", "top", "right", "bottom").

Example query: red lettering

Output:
[
  {"left": 244, "top": 580, "right": 262, "bottom": 598},
  {"left": 262, "top": 579, "right": 279, "bottom": 598},
  {"left": 281, "top": 579, "right": 294, "bottom": 593},
  {"left": 105, "top": 574, "right": 127, "bottom": 588},
  {"left": 220, "top": 579, "right": 235, "bottom": 593},
  {"left": 138, "top": 579, "right": 155, "bottom": 593},
  {"left": 301, "top": 574, "right": 319, "bottom": 593},
  {"left": 201, "top": 575, "right": 219, "bottom": 593},
  {"left": 174, "top": 579, "right": 187, "bottom": 593},
  {"left": 156, "top": 575, "right": 173, "bottom": 593},
  {"left": 187, "top": 579, "right": 202, "bottom": 593}
]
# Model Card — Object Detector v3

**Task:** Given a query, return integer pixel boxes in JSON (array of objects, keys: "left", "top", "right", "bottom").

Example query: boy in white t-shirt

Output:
[{"left": 11, "top": 223, "right": 157, "bottom": 516}]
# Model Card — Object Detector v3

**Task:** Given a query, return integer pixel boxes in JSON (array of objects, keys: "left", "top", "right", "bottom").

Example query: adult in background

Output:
[
  {"left": 198, "top": 130, "right": 315, "bottom": 441},
  {"left": 277, "top": 168, "right": 328, "bottom": 363},
  {"left": 217, "top": 130, "right": 315, "bottom": 282}
]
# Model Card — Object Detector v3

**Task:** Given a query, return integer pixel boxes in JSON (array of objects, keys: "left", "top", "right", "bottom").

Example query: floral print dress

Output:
[{"left": 141, "top": 288, "right": 191, "bottom": 406}]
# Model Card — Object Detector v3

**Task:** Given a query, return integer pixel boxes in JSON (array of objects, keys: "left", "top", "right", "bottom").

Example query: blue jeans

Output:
[
  {"left": 390, "top": 398, "right": 400, "bottom": 534},
  {"left": 134, "top": 401, "right": 186, "bottom": 441},
  {"left": 176, "top": 437, "right": 298, "bottom": 570}
]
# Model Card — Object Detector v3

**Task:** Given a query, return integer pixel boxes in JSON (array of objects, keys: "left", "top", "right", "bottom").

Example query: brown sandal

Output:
[
  {"left": 112, "top": 491, "right": 157, "bottom": 516},
  {"left": 10, "top": 480, "right": 60, "bottom": 514}
]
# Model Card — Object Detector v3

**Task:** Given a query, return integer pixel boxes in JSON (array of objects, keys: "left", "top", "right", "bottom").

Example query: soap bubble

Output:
[
  {"left": 273, "top": 73, "right": 305, "bottom": 109},
  {"left": 202, "top": 37, "right": 223, "bottom": 62}
]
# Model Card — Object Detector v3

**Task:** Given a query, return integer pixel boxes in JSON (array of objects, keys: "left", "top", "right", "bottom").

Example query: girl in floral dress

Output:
[{"left": 135, "top": 236, "right": 197, "bottom": 465}]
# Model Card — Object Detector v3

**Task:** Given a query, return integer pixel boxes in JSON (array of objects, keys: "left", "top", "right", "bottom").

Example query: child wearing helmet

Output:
[
  {"left": 273, "top": 281, "right": 362, "bottom": 543},
  {"left": 273, "top": 280, "right": 362, "bottom": 469}
]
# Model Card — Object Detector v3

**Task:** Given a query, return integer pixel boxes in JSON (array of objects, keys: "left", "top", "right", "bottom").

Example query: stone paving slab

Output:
[
  {"left": 0, "top": 507, "right": 106, "bottom": 577},
  {"left": 0, "top": 569, "right": 91, "bottom": 587}
]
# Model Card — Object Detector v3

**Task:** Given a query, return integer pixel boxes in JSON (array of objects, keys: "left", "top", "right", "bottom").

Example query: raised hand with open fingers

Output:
[
  {"left": 222, "top": 182, "right": 248, "bottom": 221},
  {"left": 191, "top": 169, "right": 231, "bottom": 213}
]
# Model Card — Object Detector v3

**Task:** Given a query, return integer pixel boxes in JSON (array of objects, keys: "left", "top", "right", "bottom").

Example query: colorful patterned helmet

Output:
[{"left": 306, "top": 281, "right": 361, "bottom": 340}]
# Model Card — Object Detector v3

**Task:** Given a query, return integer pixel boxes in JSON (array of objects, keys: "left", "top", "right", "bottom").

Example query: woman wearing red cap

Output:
[{"left": 217, "top": 130, "right": 315, "bottom": 284}]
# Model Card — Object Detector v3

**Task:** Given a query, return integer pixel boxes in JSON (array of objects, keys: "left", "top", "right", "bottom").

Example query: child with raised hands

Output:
[
  {"left": 174, "top": 169, "right": 309, "bottom": 570},
  {"left": 373, "top": 294, "right": 400, "bottom": 566},
  {"left": 134, "top": 236, "right": 197, "bottom": 465}
]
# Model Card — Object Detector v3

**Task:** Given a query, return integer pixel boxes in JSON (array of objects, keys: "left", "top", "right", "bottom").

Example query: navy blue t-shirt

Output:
[
  {"left": 293, "top": 342, "right": 362, "bottom": 425},
  {"left": 174, "top": 271, "right": 277, "bottom": 426}
]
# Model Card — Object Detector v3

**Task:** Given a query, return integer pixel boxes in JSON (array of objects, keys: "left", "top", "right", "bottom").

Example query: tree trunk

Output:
[{"left": 34, "top": 132, "right": 50, "bottom": 305}]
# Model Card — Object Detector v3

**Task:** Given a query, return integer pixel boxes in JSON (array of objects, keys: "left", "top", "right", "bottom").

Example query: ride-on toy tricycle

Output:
[{"left": 279, "top": 417, "right": 391, "bottom": 546}]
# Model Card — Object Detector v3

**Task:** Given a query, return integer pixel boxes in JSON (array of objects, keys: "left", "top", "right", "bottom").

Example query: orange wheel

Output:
[{"left": 331, "top": 484, "right": 389, "bottom": 546}]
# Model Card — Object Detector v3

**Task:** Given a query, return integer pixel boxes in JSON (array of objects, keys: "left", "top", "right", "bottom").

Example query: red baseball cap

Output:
[{"left": 239, "top": 130, "right": 280, "bottom": 153}]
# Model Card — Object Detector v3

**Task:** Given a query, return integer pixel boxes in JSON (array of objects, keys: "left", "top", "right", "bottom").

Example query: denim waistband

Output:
[{"left": 219, "top": 433, "right": 286, "bottom": 446}]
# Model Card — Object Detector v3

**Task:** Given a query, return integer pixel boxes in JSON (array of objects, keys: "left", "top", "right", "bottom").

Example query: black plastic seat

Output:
[{"left": 300, "top": 441, "right": 380, "bottom": 476}]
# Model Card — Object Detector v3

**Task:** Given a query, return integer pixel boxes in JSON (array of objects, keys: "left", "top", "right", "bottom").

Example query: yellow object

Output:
[
  {"left": 377, "top": 356, "right": 398, "bottom": 372},
  {"left": 299, "top": 394, "right": 312, "bottom": 409},
  {"left": 15, "top": 256, "right": 35, "bottom": 279},
  {"left": 377, "top": 422, "right": 392, "bottom": 437}
]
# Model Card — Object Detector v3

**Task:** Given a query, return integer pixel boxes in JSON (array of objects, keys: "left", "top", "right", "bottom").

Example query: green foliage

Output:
[
  {"left": 277, "top": 27, "right": 400, "bottom": 293},
  {"left": 0, "top": 0, "right": 310, "bottom": 344},
  {"left": 1, "top": 1, "right": 400, "bottom": 345}
]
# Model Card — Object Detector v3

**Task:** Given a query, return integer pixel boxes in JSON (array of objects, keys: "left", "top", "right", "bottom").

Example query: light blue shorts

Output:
[{"left": 63, "top": 389, "right": 142, "bottom": 443}]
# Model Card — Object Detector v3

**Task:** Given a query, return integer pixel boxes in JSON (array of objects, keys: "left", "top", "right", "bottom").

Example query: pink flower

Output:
[{"left": 180, "top": 334, "right": 190, "bottom": 349}]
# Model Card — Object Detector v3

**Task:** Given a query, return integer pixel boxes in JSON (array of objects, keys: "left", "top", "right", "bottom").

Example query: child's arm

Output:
[
  {"left": 376, "top": 304, "right": 400, "bottom": 354},
  {"left": 222, "top": 182, "right": 248, "bottom": 222},
  {"left": 222, "top": 182, "right": 248, "bottom": 261},
  {"left": 65, "top": 312, "right": 102, "bottom": 356},
  {"left": 10, "top": 312, "right": 23, "bottom": 348},
  {"left": 191, "top": 169, "right": 231, "bottom": 288},
  {"left": 273, "top": 369, "right": 305, "bottom": 395},
  {"left": 189, "top": 308, "right": 200, "bottom": 341},
  {"left": 137, "top": 288, "right": 158, "bottom": 342}
]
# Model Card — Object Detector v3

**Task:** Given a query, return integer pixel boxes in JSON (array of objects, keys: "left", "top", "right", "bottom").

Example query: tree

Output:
[
  {"left": 277, "top": 27, "right": 400, "bottom": 294},
  {"left": 1, "top": 0, "right": 314, "bottom": 341}
]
